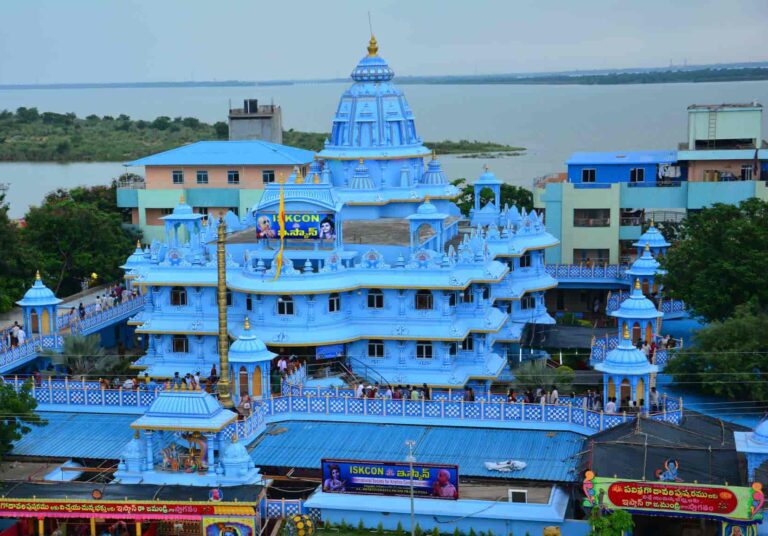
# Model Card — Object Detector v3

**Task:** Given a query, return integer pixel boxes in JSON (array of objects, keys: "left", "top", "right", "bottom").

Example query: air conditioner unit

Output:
[{"left": 508, "top": 489, "right": 528, "bottom": 503}]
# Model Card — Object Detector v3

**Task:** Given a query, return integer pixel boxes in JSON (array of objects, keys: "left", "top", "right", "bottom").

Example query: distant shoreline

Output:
[{"left": 4, "top": 65, "right": 768, "bottom": 91}]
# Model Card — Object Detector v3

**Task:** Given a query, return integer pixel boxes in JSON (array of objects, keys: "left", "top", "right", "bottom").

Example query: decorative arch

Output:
[
  {"left": 253, "top": 367, "right": 262, "bottom": 398},
  {"left": 239, "top": 366, "right": 249, "bottom": 398}
]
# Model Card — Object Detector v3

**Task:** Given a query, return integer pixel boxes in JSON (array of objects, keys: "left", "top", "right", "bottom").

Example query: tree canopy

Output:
[
  {"left": 23, "top": 189, "right": 139, "bottom": 296},
  {"left": 664, "top": 303, "right": 768, "bottom": 402},
  {"left": 661, "top": 198, "right": 768, "bottom": 322},
  {"left": 0, "top": 192, "right": 31, "bottom": 311},
  {"left": 0, "top": 379, "right": 44, "bottom": 459},
  {"left": 451, "top": 178, "right": 533, "bottom": 217}
]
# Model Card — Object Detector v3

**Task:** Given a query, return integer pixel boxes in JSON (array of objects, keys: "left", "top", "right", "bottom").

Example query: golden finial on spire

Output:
[
  {"left": 295, "top": 166, "right": 304, "bottom": 184},
  {"left": 650, "top": 218, "right": 655, "bottom": 228},
  {"left": 133, "top": 430, "right": 140, "bottom": 439},
  {"left": 244, "top": 316, "right": 250, "bottom": 331},
  {"left": 367, "top": 35, "right": 379, "bottom": 56},
  {"left": 136, "top": 239, "right": 142, "bottom": 249},
  {"left": 622, "top": 323, "right": 630, "bottom": 340},
  {"left": 35, "top": 270, "right": 41, "bottom": 281},
  {"left": 644, "top": 243, "right": 650, "bottom": 252},
  {"left": 483, "top": 164, "right": 490, "bottom": 172},
  {"left": 313, "top": 172, "right": 320, "bottom": 184},
  {"left": 431, "top": 149, "right": 437, "bottom": 160},
  {"left": 634, "top": 278, "right": 641, "bottom": 291},
  {"left": 359, "top": 158, "right": 365, "bottom": 165},
  {"left": 179, "top": 193, "right": 185, "bottom": 204}
]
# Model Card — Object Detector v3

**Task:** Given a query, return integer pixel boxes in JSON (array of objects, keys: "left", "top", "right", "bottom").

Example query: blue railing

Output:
[
  {"left": 590, "top": 334, "right": 680, "bottom": 369},
  {"left": 0, "top": 297, "right": 143, "bottom": 373},
  {"left": 263, "top": 393, "right": 683, "bottom": 434}
]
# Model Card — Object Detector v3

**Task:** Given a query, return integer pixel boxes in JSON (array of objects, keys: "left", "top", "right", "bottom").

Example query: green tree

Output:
[
  {"left": 451, "top": 179, "right": 533, "bottom": 217},
  {"left": 150, "top": 116, "right": 171, "bottom": 130},
  {"left": 213, "top": 121, "right": 229, "bottom": 139},
  {"left": 42, "top": 334, "right": 117, "bottom": 378},
  {"left": 0, "top": 191, "right": 32, "bottom": 312},
  {"left": 664, "top": 303, "right": 768, "bottom": 401},
  {"left": 0, "top": 379, "right": 45, "bottom": 459},
  {"left": 588, "top": 506, "right": 634, "bottom": 535},
  {"left": 661, "top": 198, "right": 768, "bottom": 322},
  {"left": 22, "top": 193, "right": 138, "bottom": 295},
  {"left": 513, "top": 360, "right": 574, "bottom": 394}
]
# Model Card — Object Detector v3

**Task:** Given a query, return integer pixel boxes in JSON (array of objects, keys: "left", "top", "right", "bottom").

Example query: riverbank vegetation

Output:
[{"left": 0, "top": 108, "right": 523, "bottom": 162}]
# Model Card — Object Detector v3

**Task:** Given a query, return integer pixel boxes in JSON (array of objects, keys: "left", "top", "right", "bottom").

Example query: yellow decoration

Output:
[
  {"left": 295, "top": 166, "right": 304, "bottom": 184},
  {"left": 273, "top": 182, "right": 286, "bottom": 281},
  {"left": 367, "top": 35, "right": 378, "bottom": 56},
  {"left": 136, "top": 240, "right": 142, "bottom": 249},
  {"left": 179, "top": 193, "right": 185, "bottom": 204},
  {"left": 35, "top": 270, "right": 41, "bottom": 281},
  {"left": 217, "top": 220, "right": 234, "bottom": 408},
  {"left": 91, "top": 272, "right": 98, "bottom": 280},
  {"left": 650, "top": 218, "right": 655, "bottom": 227},
  {"left": 313, "top": 172, "right": 320, "bottom": 184},
  {"left": 432, "top": 149, "right": 437, "bottom": 160},
  {"left": 622, "top": 323, "right": 630, "bottom": 340},
  {"left": 645, "top": 243, "right": 650, "bottom": 252},
  {"left": 634, "top": 278, "right": 641, "bottom": 290},
  {"left": 244, "top": 316, "right": 250, "bottom": 330}
]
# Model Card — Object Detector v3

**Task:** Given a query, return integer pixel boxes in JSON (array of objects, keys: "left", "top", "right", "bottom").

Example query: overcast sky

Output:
[{"left": 2, "top": 0, "right": 766, "bottom": 84}]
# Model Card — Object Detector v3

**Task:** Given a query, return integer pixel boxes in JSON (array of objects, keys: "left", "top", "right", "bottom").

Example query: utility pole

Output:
[{"left": 405, "top": 439, "right": 416, "bottom": 536}]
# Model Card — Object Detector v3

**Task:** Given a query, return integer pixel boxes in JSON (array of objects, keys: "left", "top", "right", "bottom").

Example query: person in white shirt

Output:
[
  {"left": 16, "top": 328, "right": 26, "bottom": 345},
  {"left": 384, "top": 386, "right": 393, "bottom": 399},
  {"left": 122, "top": 377, "right": 134, "bottom": 390},
  {"left": 355, "top": 383, "right": 364, "bottom": 398},
  {"left": 277, "top": 357, "right": 288, "bottom": 374},
  {"left": 605, "top": 397, "right": 617, "bottom": 414},
  {"left": 94, "top": 297, "right": 102, "bottom": 313},
  {"left": 549, "top": 385, "right": 559, "bottom": 405}
]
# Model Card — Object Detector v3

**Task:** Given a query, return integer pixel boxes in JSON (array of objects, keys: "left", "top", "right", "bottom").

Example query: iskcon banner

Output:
[
  {"left": 254, "top": 212, "right": 336, "bottom": 240},
  {"left": 321, "top": 459, "right": 459, "bottom": 500}
]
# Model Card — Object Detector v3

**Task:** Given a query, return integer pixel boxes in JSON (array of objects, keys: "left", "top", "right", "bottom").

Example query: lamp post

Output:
[{"left": 405, "top": 439, "right": 416, "bottom": 536}]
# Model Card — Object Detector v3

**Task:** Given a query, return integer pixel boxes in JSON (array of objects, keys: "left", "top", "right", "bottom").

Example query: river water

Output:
[{"left": 2, "top": 80, "right": 768, "bottom": 218}]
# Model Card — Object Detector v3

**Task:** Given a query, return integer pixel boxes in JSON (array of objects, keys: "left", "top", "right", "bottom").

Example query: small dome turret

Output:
[
  {"left": 417, "top": 198, "right": 438, "bottom": 215},
  {"left": 633, "top": 221, "right": 671, "bottom": 251},
  {"left": 229, "top": 317, "right": 276, "bottom": 363},
  {"left": 596, "top": 323, "right": 658, "bottom": 375},
  {"left": 350, "top": 159, "right": 375, "bottom": 189},
  {"left": 422, "top": 152, "right": 447, "bottom": 185},
  {"left": 610, "top": 279, "right": 663, "bottom": 320},
  {"left": 16, "top": 272, "right": 62, "bottom": 307}
]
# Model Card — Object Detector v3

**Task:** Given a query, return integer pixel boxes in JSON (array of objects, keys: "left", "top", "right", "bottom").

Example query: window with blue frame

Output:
[
  {"left": 368, "top": 339, "right": 385, "bottom": 358},
  {"left": 630, "top": 168, "right": 645, "bottom": 183},
  {"left": 416, "top": 340, "right": 433, "bottom": 359},
  {"left": 581, "top": 169, "right": 596, "bottom": 182}
]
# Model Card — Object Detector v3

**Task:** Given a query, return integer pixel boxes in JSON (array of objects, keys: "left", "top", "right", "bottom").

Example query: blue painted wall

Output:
[{"left": 568, "top": 163, "right": 660, "bottom": 185}]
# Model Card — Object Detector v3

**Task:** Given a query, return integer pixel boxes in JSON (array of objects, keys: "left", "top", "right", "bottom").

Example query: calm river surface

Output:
[{"left": 2, "top": 80, "right": 768, "bottom": 217}]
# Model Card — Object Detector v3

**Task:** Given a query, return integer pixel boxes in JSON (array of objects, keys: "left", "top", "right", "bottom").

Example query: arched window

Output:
[
  {"left": 415, "top": 290, "right": 433, "bottom": 310},
  {"left": 170, "top": 286, "right": 187, "bottom": 306},
  {"left": 172, "top": 335, "right": 188, "bottom": 353},
  {"left": 328, "top": 292, "right": 340, "bottom": 313},
  {"left": 416, "top": 341, "right": 433, "bottom": 359},
  {"left": 367, "top": 289, "right": 384, "bottom": 309},
  {"left": 277, "top": 295, "right": 294, "bottom": 315}
]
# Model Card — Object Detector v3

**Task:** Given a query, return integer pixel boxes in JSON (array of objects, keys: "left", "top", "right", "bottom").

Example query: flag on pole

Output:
[{"left": 273, "top": 181, "right": 286, "bottom": 280}]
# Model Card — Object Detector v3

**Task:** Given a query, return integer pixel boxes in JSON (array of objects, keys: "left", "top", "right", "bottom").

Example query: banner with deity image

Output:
[
  {"left": 321, "top": 458, "right": 459, "bottom": 500},
  {"left": 254, "top": 212, "right": 336, "bottom": 240}
]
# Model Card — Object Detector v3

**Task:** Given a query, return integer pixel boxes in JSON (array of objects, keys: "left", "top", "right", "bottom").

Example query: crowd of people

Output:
[{"left": 2, "top": 321, "right": 27, "bottom": 350}]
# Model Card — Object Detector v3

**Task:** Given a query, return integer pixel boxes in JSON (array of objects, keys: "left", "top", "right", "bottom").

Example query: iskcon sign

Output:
[
  {"left": 322, "top": 459, "right": 459, "bottom": 500},
  {"left": 254, "top": 213, "right": 336, "bottom": 240}
]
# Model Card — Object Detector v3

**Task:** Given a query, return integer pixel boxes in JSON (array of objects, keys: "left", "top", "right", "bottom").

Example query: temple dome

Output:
[
  {"left": 121, "top": 433, "right": 145, "bottom": 460},
  {"left": 422, "top": 154, "right": 447, "bottom": 185},
  {"left": 221, "top": 436, "right": 251, "bottom": 464},
  {"left": 230, "top": 318, "right": 275, "bottom": 363},
  {"left": 633, "top": 223, "right": 670, "bottom": 250},
  {"left": 595, "top": 325, "right": 658, "bottom": 375},
  {"left": 609, "top": 280, "right": 663, "bottom": 320},
  {"left": 417, "top": 199, "right": 439, "bottom": 215},
  {"left": 320, "top": 36, "right": 429, "bottom": 156},
  {"left": 627, "top": 245, "right": 661, "bottom": 276},
  {"left": 16, "top": 272, "right": 62, "bottom": 307},
  {"left": 476, "top": 168, "right": 502, "bottom": 185}
]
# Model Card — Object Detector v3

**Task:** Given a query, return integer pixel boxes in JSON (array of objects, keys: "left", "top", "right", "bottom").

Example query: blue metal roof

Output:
[
  {"left": 249, "top": 421, "right": 584, "bottom": 482},
  {"left": 566, "top": 151, "right": 677, "bottom": 165},
  {"left": 124, "top": 141, "right": 316, "bottom": 167},
  {"left": 13, "top": 412, "right": 136, "bottom": 460}
]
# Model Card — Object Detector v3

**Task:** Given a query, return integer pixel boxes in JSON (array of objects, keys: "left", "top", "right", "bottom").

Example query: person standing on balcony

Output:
[
  {"left": 16, "top": 326, "right": 25, "bottom": 346},
  {"left": 422, "top": 383, "right": 430, "bottom": 400},
  {"left": 605, "top": 397, "right": 617, "bottom": 414},
  {"left": 650, "top": 387, "right": 659, "bottom": 412},
  {"left": 78, "top": 302, "right": 86, "bottom": 320},
  {"left": 550, "top": 385, "right": 559, "bottom": 405}
]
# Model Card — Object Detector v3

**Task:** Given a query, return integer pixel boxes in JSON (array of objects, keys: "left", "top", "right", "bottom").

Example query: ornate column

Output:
[
  {"left": 205, "top": 433, "right": 216, "bottom": 469},
  {"left": 216, "top": 221, "right": 234, "bottom": 408},
  {"left": 144, "top": 431, "right": 154, "bottom": 470}
]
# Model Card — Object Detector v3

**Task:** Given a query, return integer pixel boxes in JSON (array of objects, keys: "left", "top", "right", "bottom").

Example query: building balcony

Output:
[
  {"left": 116, "top": 176, "right": 146, "bottom": 189},
  {"left": 573, "top": 218, "right": 610, "bottom": 227}
]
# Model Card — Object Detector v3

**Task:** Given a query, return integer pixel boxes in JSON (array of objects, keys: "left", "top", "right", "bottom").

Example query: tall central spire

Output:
[{"left": 216, "top": 221, "right": 233, "bottom": 408}]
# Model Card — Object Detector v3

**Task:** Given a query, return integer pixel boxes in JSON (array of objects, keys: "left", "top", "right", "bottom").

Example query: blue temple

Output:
[{"left": 124, "top": 36, "right": 559, "bottom": 393}]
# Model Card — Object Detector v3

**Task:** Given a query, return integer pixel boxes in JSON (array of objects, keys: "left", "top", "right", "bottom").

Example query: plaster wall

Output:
[
  {"left": 688, "top": 108, "right": 762, "bottom": 148},
  {"left": 561, "top": 184, "right": 620, "bottom": 264},
  {"left": 143, "top": 165, "right": 297, "bottom": 189}
]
